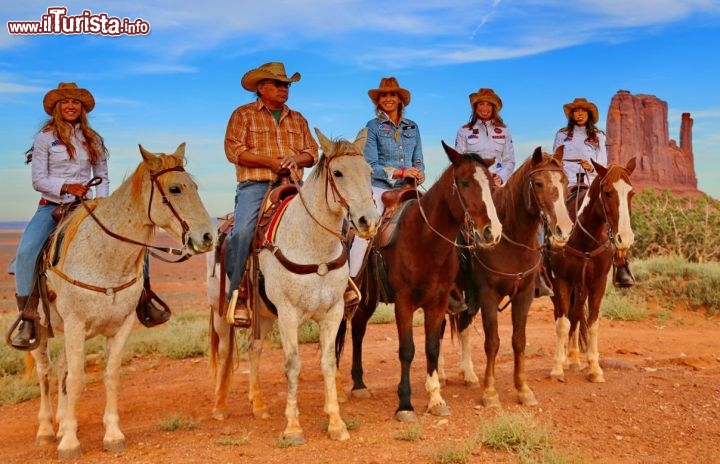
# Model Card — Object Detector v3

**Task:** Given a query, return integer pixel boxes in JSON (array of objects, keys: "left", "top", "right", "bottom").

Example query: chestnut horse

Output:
[
  {"left": 336, "top": 142, "right": 502, "bottom": 422},
  {"left": 451, "top": 146, "right": 572, "bottom": 407},
  {"left": 548, "top": 158, "right": 636, "bottom": 383}
]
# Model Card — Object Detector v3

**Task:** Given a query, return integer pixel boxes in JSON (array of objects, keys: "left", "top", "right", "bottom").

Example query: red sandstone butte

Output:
[{"left": 606, "top": 90, "right": 699, "bottom": 195}]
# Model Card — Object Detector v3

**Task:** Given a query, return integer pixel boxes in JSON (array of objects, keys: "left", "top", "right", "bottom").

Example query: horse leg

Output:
[
  {"left": 276, "top": 311, "right": 305, "bottom": 445},
  {"left": 585, "top": 288, "right": 606, "bottom": 383},
  {"left": 101, "top": 318, "right": 135, "bottom": 453},
  {"left": 210, "top": 308, "right": 234, "bottom": 420},
  {"left": 567, "top": 288, "right": 584, "bottom": 370},
  {"left": 318, "top": 306, "right": 349, "bottom": 441},
  {"left": 479, "top": 302, "right": 501, "bottom": 408},
  {"left": 56, "top": 324, "right": 85, "bottom": 459},
  {"left": 54, "top": 343, "right": 67, "bottom": 441},
  {"left": 32, "top": 329, "right": 55, "bottom": 445},
  {"left": 349, "top": 303, "right": 375, "bottom": 398},
  {"left": 248, "top": 316, "right": 274, "bottom": 419},
  {"left": 424, "top": 306, "right": 450, "bottom": 417},
  {"left": 550, "top": 281, "right": 572, "bottom": 381},
  {"left": 458, "top": 313, "right": 480, "bottom": 386},
  {"left": 395, "top": 299, "right": 416, "bottom": 422},
  {"left": 511, "top": 293, "right": 538, "bottom": 406}
]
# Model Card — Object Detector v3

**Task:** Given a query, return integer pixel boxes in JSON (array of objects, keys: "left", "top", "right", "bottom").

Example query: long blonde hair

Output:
[{"left": 25, "top": 103, "right": 108, "bottom": 164}]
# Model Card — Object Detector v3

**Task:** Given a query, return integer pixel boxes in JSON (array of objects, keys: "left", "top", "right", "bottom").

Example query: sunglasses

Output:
[{"left": 261, "top": 79, "right": 291, "bottom": 88}]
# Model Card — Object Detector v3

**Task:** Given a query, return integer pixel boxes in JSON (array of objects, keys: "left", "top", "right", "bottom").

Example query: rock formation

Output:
[{"left": 606, "top": 90, "right": 698, "bottom": 194}]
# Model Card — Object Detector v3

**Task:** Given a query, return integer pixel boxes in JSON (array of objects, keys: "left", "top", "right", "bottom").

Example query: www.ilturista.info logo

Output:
[{"left": 7, "top": 7, "right": 150, "bottom": 36}]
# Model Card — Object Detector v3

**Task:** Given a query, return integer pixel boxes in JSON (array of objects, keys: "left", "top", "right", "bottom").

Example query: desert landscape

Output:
[{"left": 0, "top": 229, "right": 719, "bottom": 463}]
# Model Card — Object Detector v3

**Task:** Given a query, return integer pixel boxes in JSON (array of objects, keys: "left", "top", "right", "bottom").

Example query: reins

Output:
[{"left": 50, "top": 166, "right": 194, "bottom": 295}]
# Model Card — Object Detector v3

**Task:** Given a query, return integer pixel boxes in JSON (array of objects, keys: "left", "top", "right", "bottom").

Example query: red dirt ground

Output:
[{"left": 1, "top": 230, "right": 719, "bottom": 463}]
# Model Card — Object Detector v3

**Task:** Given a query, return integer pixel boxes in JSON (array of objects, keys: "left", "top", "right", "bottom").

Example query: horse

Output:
[
  {"left": 450, "top": 146, "right": 572, "bottom": 408},
  {"left": 207, "top": 128, "right": 379, "bottom": 444},
  {"left": 29, "top": 143, "right": 215, "bottom": 459},
  {"left": 548, "top": 158, "right": 636, "bottom": 383},
  {"left": 335, "top": 141, "right": 503, "bottom": 422}
]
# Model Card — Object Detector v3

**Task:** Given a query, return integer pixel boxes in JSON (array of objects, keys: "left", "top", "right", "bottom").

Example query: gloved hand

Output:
[
  {"left": 63, "top": 183, "right": 89, "bottom": 197},
  {"left": 579, "top": 159, "right": 593, "bottom": 172}
]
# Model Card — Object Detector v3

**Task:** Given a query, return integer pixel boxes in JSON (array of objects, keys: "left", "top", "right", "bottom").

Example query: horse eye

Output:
[
  {"left": 533, "top": 181, "right": 543, "bottom": 189},
  {"left": 460, "top": 180, "right": 470, "bottom": 188},
  {"left": 169, "top": 185, "right": 182, "bottom": 194},
  {"left": 603, "top": 191, "right": 612, "bottom": 198},
  {"left": 333, "top": 170, "right": 343, "bottom": 177}
]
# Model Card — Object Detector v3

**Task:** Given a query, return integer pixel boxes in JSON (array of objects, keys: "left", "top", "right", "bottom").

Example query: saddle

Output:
[{"left": 375, "top": 184, "right": 422, "bottom": 249}]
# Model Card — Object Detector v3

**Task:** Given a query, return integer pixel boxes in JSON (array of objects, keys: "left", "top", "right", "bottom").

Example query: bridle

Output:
[{"left": 50, "top": 166, "right": 194, "bottom": 296}]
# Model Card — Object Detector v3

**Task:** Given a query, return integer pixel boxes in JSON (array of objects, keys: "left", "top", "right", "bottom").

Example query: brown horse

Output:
[
  {"left": 548, "top": 158, "right": 636, "bottom": 383},
  {"left": 336, "top": 142, "right": 502, "bottom": 422},
  {"left": 452, "top": 146, "right": 572, "bottom": 408}
]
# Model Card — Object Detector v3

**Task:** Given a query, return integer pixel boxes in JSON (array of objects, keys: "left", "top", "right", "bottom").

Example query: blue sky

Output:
[{"left": 1, "top": 1, "right": 719, "bottom": 221}]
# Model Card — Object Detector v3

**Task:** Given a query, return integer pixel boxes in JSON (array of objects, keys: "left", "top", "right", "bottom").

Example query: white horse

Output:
[
  {"left": 208, "top": 128, "right": 379, "bottom": 444},
  {"left": 31, "top": 143, "right": 215, "bottom": 459}
]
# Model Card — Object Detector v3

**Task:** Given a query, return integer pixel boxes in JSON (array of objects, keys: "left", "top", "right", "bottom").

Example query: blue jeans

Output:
[
  {"left": 15, "top": 204, "right": 56, "bottom": 297},
  {"left": 224, "top": 181, "right": 271, "bottom": 300}
]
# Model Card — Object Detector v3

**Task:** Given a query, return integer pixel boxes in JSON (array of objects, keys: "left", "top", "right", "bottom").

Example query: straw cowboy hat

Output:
[
  {"left": 241, "top": 62, "right": 301, "bottom": 92},
  {"left": 469, "top": 88, "right": 502, "bottom": 112},
  {"left": 368, "top": 77, "right": 411, "bottom": 106},
  {"left": 43, "top": 82, "right": 95, "bottom": 115},
  {"left": 563, "top": 98, "right": 599, "bottom": 124}
]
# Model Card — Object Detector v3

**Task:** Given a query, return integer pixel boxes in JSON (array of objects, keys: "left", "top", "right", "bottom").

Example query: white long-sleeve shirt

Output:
[
  {"left": 31, "top": 126, "right": 109, "bottom": 204},
  {"left": 553, "top": 125, "right": 607, "bottom": 187},
  {"left": 455, "top": 120, "right": 515, "bottom": 184}
]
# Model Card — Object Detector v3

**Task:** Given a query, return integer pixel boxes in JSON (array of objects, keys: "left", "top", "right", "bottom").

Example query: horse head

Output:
[
  {"left": 527, "top": 145, "right": 573, "bottom": 247},
  {"left": 441, "top": 141, "right": 502, "bottom": 248},
  {"left": 137, "top": 143, "right": 215, "bottom": 254},
  {"left": 590, "top": 157, "right": 636, "bottom": 252},
  {"left": 314, "top": 128, "right": 379, "bottom": 239}
]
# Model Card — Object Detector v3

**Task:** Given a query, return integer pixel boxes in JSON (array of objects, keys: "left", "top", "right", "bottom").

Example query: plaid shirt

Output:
[{"left": 225, "top": 99, "right": 318, "bottom": 182}]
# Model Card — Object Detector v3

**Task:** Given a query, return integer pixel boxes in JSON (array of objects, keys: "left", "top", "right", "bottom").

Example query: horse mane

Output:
[
  {"left": 307, "top": 138, "right": 360, "bottom": 183},
  {"left": 130, "top": 153, "right": 186, "bottom": 201},
  {"left": 494, "top": 152, "right": 562, "bottom": 228},
  {"left": 49, "top": 199, "right": 101, "bottom": 267}
]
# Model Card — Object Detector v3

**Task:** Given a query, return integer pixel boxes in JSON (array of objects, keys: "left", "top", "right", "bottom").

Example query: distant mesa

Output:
[{"left": 606, "top": 90, "right": 699, "bottom": 195}]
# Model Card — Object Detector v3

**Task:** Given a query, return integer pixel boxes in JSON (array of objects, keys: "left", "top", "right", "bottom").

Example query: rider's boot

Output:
[
  {"left": 11, "top": 294, "right": 39, "bottom": 349},
  {"left": 534, "top": 272, "right": 554, "bottom": 298},
  {"left": 448, "top": 285, "right": 468, "bottom": 314},
  {"left": 613, "top": 255, "right": 635, "bottom": 288}
]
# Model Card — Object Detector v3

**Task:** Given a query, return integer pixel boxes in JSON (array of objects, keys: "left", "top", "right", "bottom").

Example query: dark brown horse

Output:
[
  {"left": 336, "top": 142, "right": 502, "bottom": 422},
  {"left": 452, "top": 146, "right": 572, "bottom": 408},
  {"left": 548, "top": 158, "right": 636, "bottom": 383}
]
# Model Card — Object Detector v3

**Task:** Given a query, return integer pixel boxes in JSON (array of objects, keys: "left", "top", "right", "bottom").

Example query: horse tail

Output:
[{"left": 208, "top": 309, "right": 235, "bottom": 385}]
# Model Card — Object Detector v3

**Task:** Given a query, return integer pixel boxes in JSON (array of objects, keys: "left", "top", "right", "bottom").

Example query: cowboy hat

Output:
[
  {"left": 368, "top": 77, "right": 411, "bottom": 106},
  {"left": 469, "top": 88, "right": 502, "bottom": 112},
  {"left": 563, "top": 98, "right": 599, "bottom": 124},
  {"left": 43, "top": 82, "right": 95, "bottom": 115},
  {"left": 241, "top": 62, "right": 301, "bottom": 92}
]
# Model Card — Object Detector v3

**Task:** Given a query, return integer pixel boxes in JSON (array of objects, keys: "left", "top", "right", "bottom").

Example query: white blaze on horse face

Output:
[
  {"left": 614, "top": 179, "right": 635, "bottom": 250},
  {"left": 473, "top": 166, "right": 502, "bottom": 240},
  {"left": 549, "top": 171, "right": 573, "bottom": 242}
]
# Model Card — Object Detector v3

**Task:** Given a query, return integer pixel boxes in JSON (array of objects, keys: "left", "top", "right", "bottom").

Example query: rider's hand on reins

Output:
[{"left": 63, "top": 183, "right": 89, "bottom": 198}]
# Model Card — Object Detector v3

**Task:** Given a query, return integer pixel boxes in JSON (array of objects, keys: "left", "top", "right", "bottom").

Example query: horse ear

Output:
[
  {"left": 353, "top": 128, "right": 368, "bottom": 153},
  {"left": 532, "top": 146, "right": 543, "bottom": 163},
  {"left": 592, "top": 159, "right": 607, "bottom": 177},
  {"left": 314, "top": 128, "right": 333, "bottom": 156},
  {"left": 175, "top": 142, "right": 187, "bottom": 159},
  {"left": 139, "top": 144, "right": 162, "bottom": 170},
  {"left": 625, "top": 157, "right": 636, "bottom": 175},
  {"left": 552, "top": 144, "right": 564, "bottom": 161},
  {"left": 441, "top": 140, "right": 461, "bottom": 164}
]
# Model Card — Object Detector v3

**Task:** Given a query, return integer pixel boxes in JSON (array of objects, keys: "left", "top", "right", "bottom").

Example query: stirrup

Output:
[
  {"left": 5, "top": 316, "right": 41, "bottom": 351},
  {"left": 226, "top": 289, "right": 252, "bottom": 328},
  {"left": 136, "top": 288, "right": 171, "bottom": 328}
]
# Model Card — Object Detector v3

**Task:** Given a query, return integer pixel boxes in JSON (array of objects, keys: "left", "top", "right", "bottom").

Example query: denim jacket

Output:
[{"left": 364, "top": 114, "right": 424, "bottom": 189}]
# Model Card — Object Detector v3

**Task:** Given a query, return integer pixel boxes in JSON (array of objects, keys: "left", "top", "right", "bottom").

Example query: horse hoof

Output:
[
  {"left": 519, "top": 393, "right": 539, "bottom": 407},
  {"left": 351, "top": 388, "right": 372, "bottom": 399},
  {"left": 464, "top": 379, "right": 481, "bottom": 389},
  {"left": 550, "top": 372, "right": 566, "bottom": 383},
  {"left": 212, "top": 410, "right": 229, "bottom": 421},
  {"left": 57, "top": 446, "right": 82, "bottom": 460},
  {"left": 481, "top": 396, "right": 502, "bottom": 409},
  {"left": 328, "top": 427, "right": 350, "bottom": 441},
  {"left": 587, "top": 372, "right": 606, "bottom": 383},
  {"left": 428, "top": 404, "right": 450, "bottom": 417},
  {"left": 103, "top": 438, "right": 128, "bottom": 453},
  {"left": 282, "top": 432, "right": 306, "bottom": 446},
  {"left": 395, "top": 410, "right": 417, "bottom": 423},
  {"left": 36, "top": 434, "right": 55, "bottom": 446}
]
